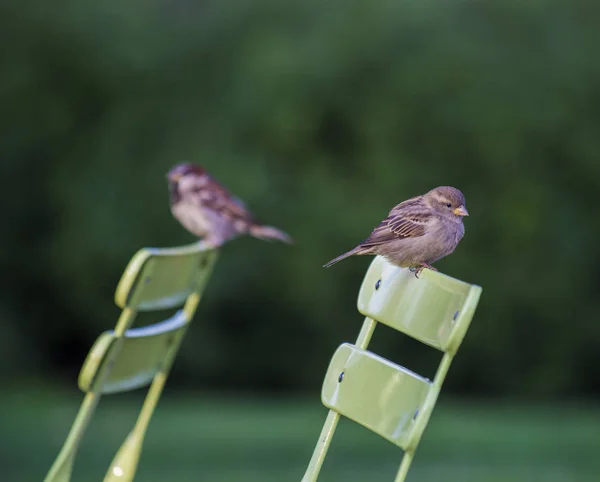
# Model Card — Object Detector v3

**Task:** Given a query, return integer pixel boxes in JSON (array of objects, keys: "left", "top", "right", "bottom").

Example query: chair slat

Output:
[
  {"left": 115, "top": 242, "right": 217, "bottom": 311},
  {"left": 78, "top": 311, "right": 188, "bottom": 394},
  {"left": 357, "top": 256, "right": 472, "bottom": 351},
  {"left": 321, "top": 343, "right": 430, "bottom": 449}
]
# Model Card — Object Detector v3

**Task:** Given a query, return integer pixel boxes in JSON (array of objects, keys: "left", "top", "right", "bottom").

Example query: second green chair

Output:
[{"left": 45, "top": 241, "right": 218, "bottom": 482}]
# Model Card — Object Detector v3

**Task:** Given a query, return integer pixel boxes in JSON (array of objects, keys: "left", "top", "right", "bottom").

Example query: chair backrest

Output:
[
  {"left": 45, "top": 241, "right": 218, "bottom": 482},
  {"left": 78, "top": 310, "right": 188, "bottom": 395},
  {"left": 303, "top": 256, "right": 482, "bottom": 482}
]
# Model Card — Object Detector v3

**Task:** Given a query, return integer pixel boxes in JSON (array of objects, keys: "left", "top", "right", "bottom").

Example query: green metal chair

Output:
[
  {"left": 303, "top": 256, "right": 482, "bottom": 482},
  {"left": 45, "top": 242, "right": 218, "bottom": 482}
]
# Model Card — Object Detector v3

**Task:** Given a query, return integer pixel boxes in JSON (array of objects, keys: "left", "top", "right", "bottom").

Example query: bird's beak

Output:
[
  {"left": 453, "top": 205, "right": 469, "bottom": 217},
  {"left": 168, "top": 172, "right": 182, "bottom": 182}
]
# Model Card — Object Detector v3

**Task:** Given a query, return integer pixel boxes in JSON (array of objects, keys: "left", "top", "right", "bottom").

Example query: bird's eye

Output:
[{"left": 446, "top": 203, "right": 452, "bottom": 208}]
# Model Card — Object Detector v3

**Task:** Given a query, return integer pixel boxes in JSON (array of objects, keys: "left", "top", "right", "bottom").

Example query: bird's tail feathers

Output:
[
  {"left": 323, "top": 246, "right": 365, "bottom": 268},
  {"left": 250, "top": 224, "right": 294, "bottom": 244}
]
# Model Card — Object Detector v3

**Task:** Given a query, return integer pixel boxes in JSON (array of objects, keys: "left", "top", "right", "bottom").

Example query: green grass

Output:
[{"left": 1, "top": 390, "right": 599, "bottom": 481}]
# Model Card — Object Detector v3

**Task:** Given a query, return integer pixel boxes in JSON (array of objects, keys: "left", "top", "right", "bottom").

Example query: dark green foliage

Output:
[{"left": 2, "top": 0, "right": 600, "bottom": 396}]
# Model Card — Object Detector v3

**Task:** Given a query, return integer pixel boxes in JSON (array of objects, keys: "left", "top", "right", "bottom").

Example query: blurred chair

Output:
[
  {"left": 303, "top": 256, "right": 482, "bottom": 482},
  {"left": 45, "top": 242, "right": 218, "bottom": 482}
]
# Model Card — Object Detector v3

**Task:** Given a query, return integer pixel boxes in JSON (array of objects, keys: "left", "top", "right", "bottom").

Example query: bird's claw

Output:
[{"left": 411, "top": 264, "right": 437, "bottom": 279}]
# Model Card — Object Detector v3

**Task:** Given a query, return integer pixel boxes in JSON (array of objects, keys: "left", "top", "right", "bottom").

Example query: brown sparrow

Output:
[
  {"left": 324, "top": 186, "right": 468, "bottom": 277},
  {"left": 167, "top": 162, "right": 293, "bottom": 247}
]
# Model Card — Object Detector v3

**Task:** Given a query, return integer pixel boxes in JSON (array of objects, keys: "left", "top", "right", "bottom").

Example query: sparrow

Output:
[
  {"left": 323, "top": 186, "right": 469, "bottom": 277},
  {"left": 167, "top": 162, "right": 293, "bottom": 247}
]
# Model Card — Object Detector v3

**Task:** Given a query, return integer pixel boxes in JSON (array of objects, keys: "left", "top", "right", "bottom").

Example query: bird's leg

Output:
[
  {"left": 202, "top": 235, "right": 222, "bottom": 249},
  {"left": 413, "top": 263, "right": 438, "bottom": 279}
]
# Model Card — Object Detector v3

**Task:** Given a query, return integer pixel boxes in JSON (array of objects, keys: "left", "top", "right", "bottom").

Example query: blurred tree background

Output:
[
  {"left": 3, "top": 0, "right": 600, "bottom": 480},
  {"left": 2, "top": 0, "right": 600, "bottom": 399},
  {"left": 0, "top": 0, "right": 600, "bottom": 397}
]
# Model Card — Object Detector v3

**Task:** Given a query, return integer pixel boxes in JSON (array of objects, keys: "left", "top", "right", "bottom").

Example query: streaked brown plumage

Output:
[
  {"left": 324, "top": 186, "right": 469, "bottom": 277},
  {"left": 167, "top": 162, "right": 293, "bottom": 247}
]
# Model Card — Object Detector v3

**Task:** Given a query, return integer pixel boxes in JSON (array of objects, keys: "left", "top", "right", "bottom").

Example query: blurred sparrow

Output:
[
  {"left": 324, "top": 186, "right": 468, "bottom": 277},
  {"left": 167, "top": 162, "right": 293, "bottom": 247}
]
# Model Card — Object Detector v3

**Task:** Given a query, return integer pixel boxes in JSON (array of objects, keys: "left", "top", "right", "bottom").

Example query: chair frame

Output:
[
  {"left": 44, "top": 242, "right": 218, "bottom": 482},
  {"left": 303, "top": 257, "right": 482, "bottom": 482}
]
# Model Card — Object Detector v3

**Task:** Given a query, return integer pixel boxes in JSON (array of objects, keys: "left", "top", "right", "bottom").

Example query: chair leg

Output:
[
  {"left": 394, "top": 451, "right": 414, "bottom": 482},
  {"left": 104, "top": 327, "right": 188, "bottom": 481},
  {"left": 302, "top": 317, "right": 377, "bottom": 481},
  {"left": 44, "top": 392, "right": 101, "bottom": 482},
  {"left": 301, "top": 410, "right": 341, "bottom": 482}
]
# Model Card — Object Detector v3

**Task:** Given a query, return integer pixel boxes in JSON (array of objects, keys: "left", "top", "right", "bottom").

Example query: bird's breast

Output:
[
  {"left": 171, "top": 202, "right": 212, "bottom": 237},
  {"left": 426, "top": 220, "right": 464, "bottom": 259}
]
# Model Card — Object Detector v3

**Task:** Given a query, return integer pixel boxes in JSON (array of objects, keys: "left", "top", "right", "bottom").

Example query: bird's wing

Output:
[
  {"left": 359, "top": 196, "right": 429, "bottom": 247},
  {"left": 191, "top": 175, "right": 255, "bottom": 225}
]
